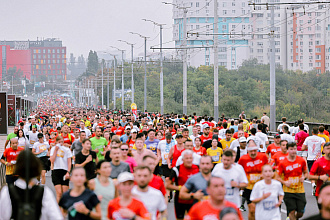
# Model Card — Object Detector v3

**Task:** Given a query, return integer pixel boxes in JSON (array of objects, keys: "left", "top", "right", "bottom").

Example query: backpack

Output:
[{"left": 8, "top": 184, "right": 44, "bottom": 220}]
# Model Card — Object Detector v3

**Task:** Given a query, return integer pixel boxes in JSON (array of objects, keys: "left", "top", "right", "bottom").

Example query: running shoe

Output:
[{"left": 239, "top": 205, "right": 246, "bottom": 212}]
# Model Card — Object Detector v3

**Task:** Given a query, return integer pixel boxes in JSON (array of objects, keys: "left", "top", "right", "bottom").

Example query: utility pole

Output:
[
  {"left": 101, "top": 61, "right": 104, "bottom": 109},
  {"left": 118, "top": 40, "right": 135, "bottom": 104},
  {"left": 121, "top": 50, "right": 125, "bottom": 111},
  {"left": 113, "top": 57, "right": 116, "bottom": 110},
  {"left": 182, "top": 7, "right": 188, "bottom": 115},
  {"left": 214, "top": 0, "right": 219, "bottom": 121},
  {"left": 130, "top": 32, "right": 149, "bottom": 112},
  {"left": 142, "top": 19, "right": 165, "bottom": 114},
  {"left": 107, "top": 62, "right": 110, "bottom": 110},
  {"left": 270, "top": 1, "right": 275, "bottom": 132}
]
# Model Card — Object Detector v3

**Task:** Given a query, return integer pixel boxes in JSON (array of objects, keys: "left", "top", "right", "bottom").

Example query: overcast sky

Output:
[{"left": 0, "top": 0, "right": 174, "bottom": 58}]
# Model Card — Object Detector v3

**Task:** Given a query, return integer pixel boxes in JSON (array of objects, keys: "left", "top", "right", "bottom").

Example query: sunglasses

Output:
[{"left": 121, "top": 148, "right": 129, "bottom": 151}]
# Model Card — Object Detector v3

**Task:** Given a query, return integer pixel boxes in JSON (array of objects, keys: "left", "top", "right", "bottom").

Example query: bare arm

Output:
[
  {"left": 165, "top": 177, "right": 180, "bottom": 191},
  {"left": 301, "top": 144, "right": 307, "bottom": 151}
]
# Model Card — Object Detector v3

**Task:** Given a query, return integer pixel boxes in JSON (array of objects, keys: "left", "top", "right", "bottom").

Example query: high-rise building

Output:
[
  {"left": 172, "top": 0, "right": 251, "bottom": 69},
  {"left": 0, "top": 38, "right": 67, "bottom": 81}
]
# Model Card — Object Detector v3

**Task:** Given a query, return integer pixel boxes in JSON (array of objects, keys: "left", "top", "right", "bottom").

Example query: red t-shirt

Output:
[
  {"left": 238, "top": 153, "right": 268, "bottom": 190},
  {"left": 273, "top": 151, "right": 288, "bottom": 169},
  {"left": 185, "top": 200, "right": 244, "bottom": 220},
  {"left": 193, "top": 146, "right": 207, "bottom": 156},
  {"left": 111, "top": 126, "right": 124, "bottom": 136},
  {"left": 233, "top": 132, "right": 249, "bottom": 139},
  {"left": 127, "top": 139, "right": 135, "bottom": 149},
  {"left": 200, "top": 133, "right": 213, "bottom": 145},
  {"left": 172, "top": 145, "right": 185, "bottom": 167},
  {"left": 107, "top": 197, "right": 150, "bottom": 220},
  {"left": 3, "top": 147, "right": 24, "bottom": 175},
  {"left": 49, "top": 128, "right": 57, "bottom": 134},
  {"left": 295, "top": 131, "right": 309, "bottom": 151},
  {"left": 310, "top": 157, "right": 330, "bottom": 196},
  {"left": 49, "top": 139, "right": 56, "bottom": 145},
  {"left": 277, "top": 156, "right": 307, "bottom": 193},
  {"left": 266, "top": 143, "right": 281, "bottom": 158},
  {"left": 61, "top": 133, "right": 74, "bottom": 145},
  {"left": 149, "top": 174, "right": 166, "bottom": 196}
]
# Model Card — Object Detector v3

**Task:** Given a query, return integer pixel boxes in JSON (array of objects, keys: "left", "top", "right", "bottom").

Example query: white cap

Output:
[
  {"left": 131, "top": 128, "right": 138, "bottom": 134},
  {"left": 125, "top": 126, "right": 131, "bottom": 131},
  {"left": 117, "top": 172, "right": 134, "bottom": 183},
  {"left": 239, "top": 137, "right": 247, "bottom": 143},
  {"left": 203, "top": 123, "right": 210, "bottom": 129},
  {"left": 191, "top": 119, "right": 195, "bottom": 124},
  {"left": 148, "top": 122, "right": 153, "bottom": 125}
]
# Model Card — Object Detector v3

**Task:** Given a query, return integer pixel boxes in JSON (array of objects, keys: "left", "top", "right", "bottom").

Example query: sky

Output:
[{"left": 0, "top": 0, "right": 174, "bottom": 58}]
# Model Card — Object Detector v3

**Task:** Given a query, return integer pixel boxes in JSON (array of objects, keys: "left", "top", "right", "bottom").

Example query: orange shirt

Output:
[
  {"left": 185, "top": 200, "right": 244, "bottom": 220},
  {"left": 127, "top": 139, "right": 135, "bottom": 149},
  {"left": 238, "top": 152, "right": 268, "bottom": 189},
  {"left": 273, "top": 151, "right": 288, "bottom": 168},
  {"left": 199, "top": 133, "right": 213, "bottom": 144},
  {"left": 277, "top": 156, "right": 307, "bottom": 193},
  {"left": 193, "top": 146, "right": 207, "bottom": 156},
  {"left": 266, "top": 143, "right": 281, "bottom": 158},
  {"left": 108, "top": 197, "right": 150, "bottom": 220},
  {"left": 233, "top": 132, "right": 249, "bottom": 139}
]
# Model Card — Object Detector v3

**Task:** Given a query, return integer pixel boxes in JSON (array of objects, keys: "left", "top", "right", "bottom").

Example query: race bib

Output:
[
  {"left": 226, "top": 187, "right": 234, "bottom": 196},
  {"left": 57, "top": 149, "right": 65, "bottom": 158},
  {"left": 288, "top": 177, "right": 300, "bottom": 188},
  {"left": 211, "top": 155, "right": 220, "bottom": 162},
  {"left": 263, "top": 201, "right": 276, "bottom": 210},
  {"left": 164, "top": 153, "right": 169, "bottom": 160},
  {"left": 249, "top": 174, "right": 261, "bottom": 183},
  {"left": 40, "top": 145, "right": 47, "bottom": 151}
]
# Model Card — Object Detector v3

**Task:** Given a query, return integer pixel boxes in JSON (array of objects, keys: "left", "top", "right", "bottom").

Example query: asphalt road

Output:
[{"left": 45, "top": 175, "right": 318, "bottom": 220}]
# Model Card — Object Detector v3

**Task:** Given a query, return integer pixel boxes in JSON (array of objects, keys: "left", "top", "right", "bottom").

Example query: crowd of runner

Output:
[{"left": 1, "top": 95, "right": 330, "bottom": 220}]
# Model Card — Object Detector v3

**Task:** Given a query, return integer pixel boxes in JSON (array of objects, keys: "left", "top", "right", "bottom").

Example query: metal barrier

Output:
[{"left": 0, "top": 163, "right": 6, "bottom": 189}]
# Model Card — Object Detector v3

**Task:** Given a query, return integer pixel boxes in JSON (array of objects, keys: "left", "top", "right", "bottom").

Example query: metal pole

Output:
[
  {"left": 160, "top": 24, "right": 164, "bottom": 115},
  {"left": 144, "top": 37, "right": 147, "bottom": 112},
  {"left": 12, "top": 75, "right": 14, "bottom": 94},
  {"left": 113, "top": 57, "right": 116, "bottom": 110},
  {"left": 270, "top": 2, "right": 276, "bottom": 131},
  {"left": 121, "top": 50, "right": 125, "bottom": 111},
  {"left": 101, "top": 61, "right": 104, "bottom": 109},
  {"left": 131, "top": 44, "right": 134, "bottom": 104},
  {"left": 182, "top": 8, "right": 187, "bottom": 115},
  {"left": 214, "top": 0, "right": 219, "bottom": 121},
  {"left": 107, "top": 62, "right": 110, "bottom": 110}
]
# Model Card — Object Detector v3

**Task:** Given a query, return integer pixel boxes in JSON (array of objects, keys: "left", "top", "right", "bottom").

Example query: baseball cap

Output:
[
  {"left": 203, "top": 124, "right": 210, "bottom": 130},
  {"left": 239, "top": 137, "right": 247, "bottom": 143},
  {"left": 131, "top": 128, "right": 138, "bottom": 134},
  {"left": 274, "top": 133, "right": 281, "bottom": 138},
  {"left": 37, "top": 133, "right": 43, "bottom": 138},
  {"left": 157, "top": 123, "right": 161, "bottom": 126},
  {"left": 148, "top": 122, "right": 153, "bottom": 125},
  {"left": 117, "top": 172, "right": 134, "bottom": 183},
  {"left": 125, "top": 126, "right": 131, "bottom": 131},
  {"left": 191, "top": 119, "right": 195, "bottom": 124}
]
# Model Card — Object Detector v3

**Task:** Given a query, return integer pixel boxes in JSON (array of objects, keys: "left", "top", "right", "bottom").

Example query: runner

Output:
[
  {"left": 107, "top": 172, "right": 150, "bottom": 220},
  {"left": 132, "top": 166, "right": 167, "bottom": 220},
  {"left": 27, "top": 125, "right": 39, "bottom": 149},
  {"left": 60, "top": 124, "right": 74, "bottom": 148},
  {"left": 220, "top": 130, "right": 235, "bottom": 150},
  {"left": 246, "top": 128, "right": 263, "bottom": 152},
  {"left": 256, "top": 124, "right": 269, "bottom": 153},
  {"left": 120, "top": 143, "right": 137, "bottom": 173},
  {"left": 238, "top": 140, "right": 268, "bottom": 220},
  {"left": 167, "top": 133, "right": 185, "bottom": 169},
  {"left": 276, "top": 142, "right": 308, "bottom": 220},
  {"left": 75, "top": 139, "right": 98, "bottom": 180},
  {"left": 109, "top": 147, "right": 131, "bottom": 179},
  {"left": 166, "top": 150, "right": 199, "bottom": 220},
  {"left": 185, "top": 176, "right": 243, "bottom": 220},
  {"left": 71, "top": 131, "right": 86, "bottom": 156},
  {"left": 32, "top": 133, "right": 50, "bottom": 185},
  {"left": 281, "top": 125, "right": 295, "bottom": 143},
  {"left": 179, "top": 156, "right": 213, "bottom": 204},
  {"left": 295, "top": 124, "right": 309, "bottom": 159},
  {"left": 50, "top": 135, "right": 73, "bottom": 203},
  {"left": 176, "top": 139, "right": 201, "bottom": 166},
  {"left": 272, "top": 140, "right": 289, "bottom": 170},
  {"left": 309, "top": 142, "right": 330, "bottom": 209},
  {"left": 0, "top": 138, "right": 24, "bottom": 184},
  {"left": 132, "top": 136, "right": 156, "bottom": 165},
  {"left": 90, "top": 127, "right": 108, "bottom": 161},
  {"left": 206, "top": 135, "right": 223, "bottom": 164},
  {"left": 304, "top": 183, "right": 330, "bottom": 220},
  {"left": 250, "top": 164, "right": 284, "bottom": 220},
  {"left": 16, "top": 129, "right": 29, "bottom": 149},
  {"left": 199, "top": 124, "right": 212, "bottom": 144},
  {"left": 111, "top": 119, "right": 124, "bottom": 136},
  {"left": 212, "top": 150, "right": 248, "bottom": 207},
  {"left": 266, "top": 134, "right": 281, "bottom": 160},
  {"left": 120, "top": 126, "right": 131, "bottom": 144},
  {"left": 192, "top": 137, "right": 206, "bottom": 156},
  {"left": 142, "top": 155, "right": 166, "bottom": 196}
]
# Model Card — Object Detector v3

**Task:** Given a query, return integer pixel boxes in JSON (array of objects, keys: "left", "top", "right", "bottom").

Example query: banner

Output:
[
  {"left": 16, "top": 97, "right": 21, "bottom": 121},
  {"left": 131, "top": 103, "right": 137, "bottom": 116},
  {"left": 7, "top": 95, "right": 15, "bottom": 126},
  {"left": 0, "top": 92, "right": 8, "bottom": 135}
]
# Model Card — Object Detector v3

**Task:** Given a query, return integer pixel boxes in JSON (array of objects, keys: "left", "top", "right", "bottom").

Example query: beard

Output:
[{"left": 139, "top": 183, "right": 149, "bottom": 189}]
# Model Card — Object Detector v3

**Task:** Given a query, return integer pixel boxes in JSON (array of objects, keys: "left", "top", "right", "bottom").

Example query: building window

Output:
[
  {"left": 223, "top": 10, "right": 227, "bottom": 15},
  {"left": 62, "top": 49, "right": 65, "bottom": 53},
  {"left": 222, "top": 25, "right": 227, "bottom": 30},
  {"left": 196, "top": 2, "right": 199, "bottom": 7}
]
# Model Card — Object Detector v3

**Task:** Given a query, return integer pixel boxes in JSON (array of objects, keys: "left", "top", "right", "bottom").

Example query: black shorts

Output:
[
  {"left": 243, "top": 189, "right": 253, "bottom": 204},
  {"left": 174, "top": 195, "right": 193, "bottom": 219},
  {"left": 52, "top": 169, "right": 69, "bottom": 186},
  {"left": 161, "top": 164, "right": 172, "bottom": 178},
  {"left": 38, "top": 156, "right": 50, "bottom": 171},
  {"left": 153, "top": 164, "right": 161, "bottom": 175},
  {"left": 283, "top": 193, "right": 306, "bottom": 214},
  {"left": 307, "top": 160, "right": 315, "bottom": 171}
]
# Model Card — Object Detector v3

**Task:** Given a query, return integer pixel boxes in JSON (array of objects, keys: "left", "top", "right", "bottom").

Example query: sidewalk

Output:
[{"left": 0, "top": 127, "right": 14, "bottom": 189}]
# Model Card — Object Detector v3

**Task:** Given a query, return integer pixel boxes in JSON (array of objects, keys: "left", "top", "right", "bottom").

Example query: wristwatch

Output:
[
  {"left": 131, "top": 214, "right": 137, "bottom": 220},
  {"left": 190, "top": 193, "right": 194, "bottom": 199}
]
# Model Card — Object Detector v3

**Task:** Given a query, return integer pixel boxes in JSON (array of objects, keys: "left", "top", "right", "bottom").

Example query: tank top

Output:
[
  {"left": 94, "top": 177, "right": 115, "bottom": 220},
  {"left": 172, "top": 145, "right": 185, "bottom": 167}
]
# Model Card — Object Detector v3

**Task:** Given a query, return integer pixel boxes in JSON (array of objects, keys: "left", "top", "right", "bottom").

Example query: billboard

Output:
[
  {"left": 0, "top": 92, "right": 7, "bottom": 135},
  {"left": 16, "top": 97, "right": 21, "bottom": 121},
  {"left": 7, "top": 94, "right": 15, "bottom": 126}
]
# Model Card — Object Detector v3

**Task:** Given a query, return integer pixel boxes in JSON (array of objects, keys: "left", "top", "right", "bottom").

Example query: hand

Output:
[
  {"left": 262, "top": 192, "right": 271, "bottom": 200},
  {"left": 97, "top": 195, "right": 103, "bottom": 201},
  {"left": 275, "top": 201, "right": 282, "bottom": 207},
  {"left": 64, "top": 172, "right": 70, "bottom": 180},
  {"left": 55, "top": 145, "right": 59, "bottom": 151},
  {"left": 320, "top": 174, "right": 329, "bottom": 182},
  {"left": 118, "top": 208, "right": 136, "bottom": 219},
  {"left": 86, "top": 155, "right": 93, "bottom": 163},
  {"left": 283, "top": 181, "right": 291, "bottom": 188},
  {"left": 168, "top": 164, "right": 172, "bottom": 169},
  {"left": 74, "top": 202, "right": 89, "bottom": 215},
  {"left": 6, "top": 162, "right": 12, "bottom": 166},
  {"left": 231, "top": 180, "right": 239, "bottom": 188},
  {"left": 94, "top": 148, "right": 99, "bottom": 153},
  {"left": 193, "top": 189, "right": 204, "bottom": 200},
  {"left": 64, "top": 143, "right": 71, "bottom": 148},
  {"left": 299, "top": 176, "right": 305, "bottom": 183},
  {"left": 100, "top": 151, "right": 105, "bottom": 155}
]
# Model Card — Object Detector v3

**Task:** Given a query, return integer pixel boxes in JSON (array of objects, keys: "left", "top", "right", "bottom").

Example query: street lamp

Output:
[
  {"left": 110, "top": 46, "right": 125, "bottom": 111},
  {"left": 130, "top": 32, "right": 149, "bottom": 112}
]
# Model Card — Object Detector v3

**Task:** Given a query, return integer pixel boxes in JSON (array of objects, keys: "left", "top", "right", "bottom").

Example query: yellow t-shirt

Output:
[
  {"left": 207, "top": 147, "right": 223, "bottom": 163},
  {"left": 318, "top": 134, "right": 329, "bottom": 143},
  {"left": 220, "top": 138, "right": 236, "bottom": 150}
]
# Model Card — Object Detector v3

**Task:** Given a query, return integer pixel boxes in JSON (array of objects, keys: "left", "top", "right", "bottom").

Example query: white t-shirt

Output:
[
  {"left": 27, "top": 131, "right": 38, "bottom": 148},
  {"left": 212, "top": 163, "right": 248, "bottom": 207},
  {"left": 80, "top": 128, "right": 91, "bottom": 137},
  {"left": 277, "top": 123, "right": 290, "bottom": 133},
  {"left": 132, "top": 186, "right": 167, "bottom": 220},
  {"left": 33, "top": 141, "right": 50, "bottom": 158},
  {"left": 256, "top": 132, "right": 268, "bottom": 152},
  {"left": 50, "top": 144, "right": 73, "bottom": 170},
  {"left": 158, "top": 139, "right": 176, "bottom": 165},
  {"left": 176, "top": 152, "right": 201, "bottom": 166},
  {"left": 280, "top": 133, "right": 295, "bottom": 144},
  {"left": 16, "top": 137, "right": 29, "bottom": 148},
  {"left": 247, "top": 135, "right": 263, "bottom": 150},
  {"left": 250, "top": 179, "right": 284, "bottom": 220},
  {"left": 218, "top": 129, "right": 227, "bottom": 140},
  {"left": 303, "top": 135, "right": 325, "bottom": 161},
  {"left": 189, "top": 134, "right": 200, "bottom": 146},
  {"left": 229, "top": 140, "right": 247, "bottom": 158}
]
